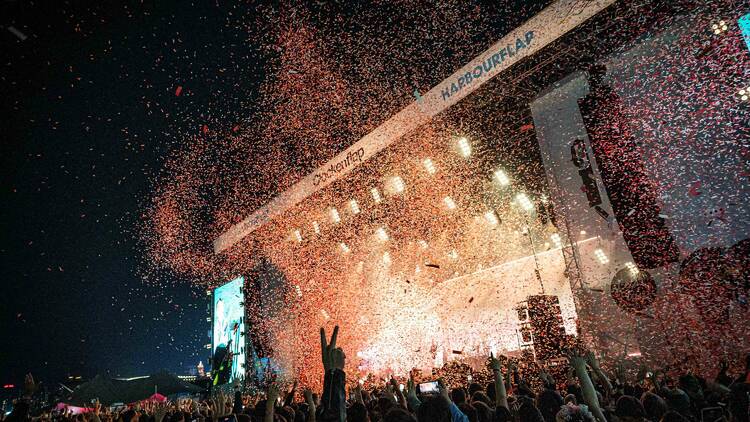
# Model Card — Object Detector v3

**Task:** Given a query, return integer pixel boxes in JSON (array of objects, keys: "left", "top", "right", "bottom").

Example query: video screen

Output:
[{"left": 212, "top": 276, "right": 245, "bottom": 386}]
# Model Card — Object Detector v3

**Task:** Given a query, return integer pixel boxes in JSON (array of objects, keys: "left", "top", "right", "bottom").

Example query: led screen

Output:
[
  {"left": 740, "top": 13, "right": 750, "bottom": 52},
  {"left": 212, "top": 276, "right": 245, "bottom": 385}
]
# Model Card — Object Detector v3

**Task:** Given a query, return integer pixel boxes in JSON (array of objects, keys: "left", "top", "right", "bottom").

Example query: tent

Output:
[
  {"left": 68, "top": 371, "right": 203, "bottom": 406},
  {"left": 146, "top": 393, "right": 167, "bottom": 403},
  {"left": 67, "top": 374, "right": 127, "bottom": 406}
]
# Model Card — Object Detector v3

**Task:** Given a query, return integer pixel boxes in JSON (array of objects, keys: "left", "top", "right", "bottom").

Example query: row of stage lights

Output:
[
  {"left": 287, "top": 138, "right": 634, "bottom": 276},
  {"left": 289, "top": 136, "right": 527, "bottom": 252}
]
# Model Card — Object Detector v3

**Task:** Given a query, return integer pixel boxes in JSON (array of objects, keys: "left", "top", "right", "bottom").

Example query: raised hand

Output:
[
  {"left": 24, "top": 373, "right": 38, "bottom": 397},
  {"left": 154, "top": 403, "right": 168, "bottom": 422},
  {"left": 489, "top": 352, "right": 502, "bottom": 372},
  {"left": 94, "top": 399, "right": 102, "bottom": 417},
  {"left": 437, "top": 379, "right": 450, "bottom": 401},
  {"left": 267, "top": 384, "right": 280, "bottom": 405},
  {"left": 406, "top": 376, "right": 418, "bottom": 400},
  {"left": 303, "top": 388, "right": 315, "bottom": 406},
  {"left": 585, "top": 351, "right": 601, "bottom": 370},
  {"left": 566, "top": 348, "right": 587, "bottom": 370},
  {"left": 320, "top": 326, "right": 345, "bottom": 371},
  {"left": 215, "top": 392, "right": 227, "bottom": 417},
  {"left": 354, "top": 383, "right": 365, "bottom": 404},
  {"left": 303, "top": 389, "right": 316, "bottom": 422}
]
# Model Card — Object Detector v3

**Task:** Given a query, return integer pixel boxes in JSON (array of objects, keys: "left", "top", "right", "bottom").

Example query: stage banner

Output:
[{"left": 214, "top": 0, "right": 619, "bottom": 254}]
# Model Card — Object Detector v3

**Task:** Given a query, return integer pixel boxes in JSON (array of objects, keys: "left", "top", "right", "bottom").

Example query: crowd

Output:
[{"left": 3, "top": 326, "right": 749, "bottom": 422}]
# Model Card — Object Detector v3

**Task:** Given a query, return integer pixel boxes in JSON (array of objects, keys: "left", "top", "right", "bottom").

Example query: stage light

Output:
[
  {"left": 383, "top": 251, "right": 391, "bottom": 264},
  {"left": 739, "top": 88, "right": 749, "bottom": 101},
  {"left": 594, "top": 248, "right": 609, "bottom": 264},
  {"left": 423, "top": 158, "right": 437, "bottom": 174},
  {"left": 712, "top": 20, "right": 728, "bottom": 34},
  {"left": 371, "top": 187, "right": 383, "bottom": 203},
  {"left": 321, "top": 309, "right": 330, "bottom": 320},
  {"left": 340, "top": 242, "right": 351, "bottom": 253},
  {"left": 293, "top": 229, "right": 303, "bottom": 243},
  {"left": 418, "top": 239, "right": 428, "bottom": 249},
  {"left": 625, "top": 261, "right": 639, "bottom": 276},
  {"left": 376, "top": 227, "right": 389, "bottom": 241},
  {"left": 448, "top": 249, "right": 459, "bottom": 259},
  {"left": 484, "top": 210, "right": 499, "bottom": 225},
  {"left": 494, "top": 169, "right": 510, "bottom": 186},
  {"left": 330, "top": 207, "right": 341, "bottom": 224},
  {"left": 350, "top": 199, "right": 361, "bottom": 214},
  {"left": 391, "top": 176, "right": 405, "bottom": 194},
  {"left": 457, "top": 137, "right": 472, "bottom": 157},
  {"left": 295, "top": 285, "right": 303, "bottom": 298},
  {"left": 205, "top": 344, "right": 212, "bottom": 349},
  {"left": 444, "top": 196, "right": 457, "bottom": 210},
  {"left": 515, "top": 192, "right": 534, "bottom": 211},
  {"left": 312, "top": 220, "right": 320, "bottom": 234},
  {"left": 551, "top": 233, "right": 562, "bottom": 248}
]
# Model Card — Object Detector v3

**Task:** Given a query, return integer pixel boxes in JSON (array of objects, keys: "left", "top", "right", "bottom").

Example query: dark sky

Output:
[
  {"left": 0, "top": 0, "right": 552, "bottom": 386},
  {"left": 0, "top": 1, "right": 264, "bottom": 384}
]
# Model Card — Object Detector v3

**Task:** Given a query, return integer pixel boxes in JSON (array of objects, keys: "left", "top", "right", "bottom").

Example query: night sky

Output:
[
  {"left": 0, "top": 0, "right": 557, "bottom": 386},
  {"left": 0, "top": 1, "right": 265, "bottom": 383}
]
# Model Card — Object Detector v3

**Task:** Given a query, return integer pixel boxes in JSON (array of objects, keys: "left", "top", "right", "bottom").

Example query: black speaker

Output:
[{"left": 526, "top": 295, "right": 566, "bottom": 361}]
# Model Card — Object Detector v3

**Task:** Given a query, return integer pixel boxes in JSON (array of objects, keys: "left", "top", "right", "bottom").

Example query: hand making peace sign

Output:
[{"left": 320, "top": 325, "right": 346, "bottom": 371}]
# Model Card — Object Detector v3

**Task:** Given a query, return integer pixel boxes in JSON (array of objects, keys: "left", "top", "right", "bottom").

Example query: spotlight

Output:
[
  {"left": 376, "top": 227, "right": 389, "bottom": 241},
  {"left": 312, "top": 220, "right": 320, "bottom": 234},
  {"left": 350, "top": 199, "right": 360, "bottom": 214},
  {"left": 444, "top": 196, "right": 457, "bottom": 210},
  {"left": 371, "top": 187, "right": 383, "bottom": 203},
  {"left": 624, "top": 261, "right": 639, "bottom": 276},
  {"left": 515, "top": 192, "right": 534, "bottom": 211},
  {"left": 712, "top": 20, "right": 728, "bottom": 34},
  {"left": 391, "top": 176, "right": 405, "bottom": 194},
  {"left": 423, "top": 158, "right": 437, "bottom": 174},
  {"left": 330, "top": 207, "right": 341, "bottom": 224},
  {"left": 340, "top": 242, "right": 350, "bottom": 253},
  {"left": 457, "top": 137, "right": 472, "bottom": 157},
  {"left": 594, "top": 248, "right": 609, "bottom": 264},
  {"left": 484, "top": 210, "right": 499, "bottom": 225},
  {"left": 293, "top": 229, "right": 303, "bottom": 243},
  {"left": 494, "top": 169, "right": 511, "bottom": 186}
]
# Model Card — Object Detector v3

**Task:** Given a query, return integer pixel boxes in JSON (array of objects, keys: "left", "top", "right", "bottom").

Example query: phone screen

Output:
[
  {"left": 418, "top": 381, "right": 439, "bottom": 395},
  {"left": 217, "top": 416, "right": 237, "bottom": 422}
]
